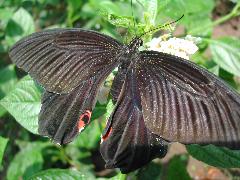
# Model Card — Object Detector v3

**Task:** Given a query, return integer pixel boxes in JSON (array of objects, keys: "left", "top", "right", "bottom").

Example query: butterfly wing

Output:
[
  {"left": 39, "top": 75, "right": 104, "bottom": 144},
  {"left": 100, "top": 68, "right": 168, "bottom": 173},
  {"left": 9, "top": 29, "right": 124, "bottom": 144},
  {"left": 135, "top": 51, "right": 240, "bottom": 149},
  {"left": 9, "top": 28, "right": 123, "bottom": 93},
  {"left": 110, "top": 61, "right": 130, "bottom": 103}
]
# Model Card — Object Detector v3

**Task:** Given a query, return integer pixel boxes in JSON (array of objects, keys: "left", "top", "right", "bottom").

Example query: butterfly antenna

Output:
[{"left": 139, "top": 14, "right": 184, "bottom": 38}]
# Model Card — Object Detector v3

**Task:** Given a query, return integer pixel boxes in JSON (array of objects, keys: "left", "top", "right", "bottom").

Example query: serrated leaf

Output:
[
  {"left": 187, "top": 144, "right": 240, "bottom": 168},
  {"left": 7, "top": 142, "right": 49, "bottom": 180},
  {"left": 209, "top": 37, "right": 240, "bottom": 76},
  {"left": 28, "top": 168, "right": 95, "bottom": 180},
  {"left": 106, "top": 13, "right": 134, "bottom": 28},
  {"left": 0, "top": 76, "right": 42, "bottom": 134},
  {"left": 5, "top": 7, "right": 35, "bottom": 46},
  {"left": 98, "top": 0, "right": 136, "bottom": 30},
  {"left": 0, "top": 136, "right": 8, "bottom": 165}
]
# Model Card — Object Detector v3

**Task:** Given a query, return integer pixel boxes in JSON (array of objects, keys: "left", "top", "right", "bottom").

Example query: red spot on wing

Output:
[
  {"left": 101, "top": 127, "right": 113, "bottom": 143},
  {"left": 78, "top": 110, "right": 92, "bottom": 131}
]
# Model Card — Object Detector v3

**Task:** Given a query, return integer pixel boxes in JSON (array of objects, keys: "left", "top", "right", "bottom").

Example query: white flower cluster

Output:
[
  {"left": 146, "top": 35, "right": 200, "bottom": 60},
  {"left": 97, "top": 72, "right": 115, "bottom": 104}
]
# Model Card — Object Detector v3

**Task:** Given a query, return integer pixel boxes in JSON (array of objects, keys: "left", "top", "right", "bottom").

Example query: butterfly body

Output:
[{"left": 9, "top": 28, "right": 240, "bottom": 173}]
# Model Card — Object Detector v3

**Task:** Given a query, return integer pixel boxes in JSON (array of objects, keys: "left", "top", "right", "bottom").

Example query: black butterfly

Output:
[{"left": 9, "top": 28, "right": 240, "bottom": 173}]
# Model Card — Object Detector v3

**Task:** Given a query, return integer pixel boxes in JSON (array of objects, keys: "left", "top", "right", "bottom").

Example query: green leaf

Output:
[
  {"left": 28, "top": 168, "right": 95, "bottom": 180},
  {"left": 0, "top": 65, "right": 17, "bottom": 116},
  {"left": 72, "top": 119, "right": 102, "bottom": 149},
  {"left": 167, "top": 155, "right": 191, "bottom": 180},
  {"left": 0, "top": 65, "right": 17, "bottom": 97},
  {"left": 91, "top": 102, "right": 107, "bottom": 120},
  {"left": 184, "top": 0, "right": 214, "bottom": 13},
  {"left": 187, "top": 144, "right": 240, "bottom": 168},
  {"left": 5, "top": 7, "right": 35, "bottom": 46},
  {"left": 71, "top": 100, "right": 115, "bottom": 150},
  {"left": 0, "top": 8, "right": 13, "bottom": 20},
  {"left": 208, "top": 65, "right": 219, "bottom": 76},
  {"left": 219, "top": 68, "right": 239, "bottom": 91},
  {"left": 187, "top": 15, "right": 212, "bottom": 36},
  {"left": 0, "top": 76, "right": 42, "bottom": 134},
  {"left": 159, "top": 0, "right": 215, "bottom": 19},
  {"left": 105, "top": 13, "right": 134, "bottom": 28},
  {"left": 158, "top": 0, "right": 214, "bottom": 36},
  {"left": 7, "top": 142, "right": 49, "bottom": 180},
  {"left": 209, "top": 37, "right": 240, "bottom": 76},
  {"left": 97, "top": 173, "right": 127, "bottom": 180},
  {"left": 64, "top": 145, "right": 93, "bottom": 168},
  {"left": 99, "top": 1, "right": 122, "bottom": 15},
  {"left": 105, "top": 99, "right": 114, "bottom": 119},
  {"left": 0, "top": 136, "right": 8, "bottom": 165},
  {"left": 99, "top": 0, "right": 135, "bottom": 29},
  {"left": 98, "top": 0, "right": 132, "bottom": 16},
  {"left": 137, "top": 162, "right": 162, "bottom": 180},
  {"left": 0, "top": 7, "right": 14, "bottom": 29},
  {"left": 138, "top": 0, "right": 158, "bottom": 25},
  {"left": 67, "top": 0, "right": 83, "bottom": 26}
]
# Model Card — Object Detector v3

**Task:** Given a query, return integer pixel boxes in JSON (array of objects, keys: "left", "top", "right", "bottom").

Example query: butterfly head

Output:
[{"left": 128, "top": 38, "right": 143, "bottom": 53}]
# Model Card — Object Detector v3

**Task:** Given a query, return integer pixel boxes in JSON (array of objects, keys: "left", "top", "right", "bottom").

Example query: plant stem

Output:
[
  {"left": 60, "top": 146, "right": 79, "bottom": 168},
  {"left": 189, "top": 2, "right": 240, "bottom": 35},
  {"left": 212, "top": 2, "right": 240, "bottom": 26}
]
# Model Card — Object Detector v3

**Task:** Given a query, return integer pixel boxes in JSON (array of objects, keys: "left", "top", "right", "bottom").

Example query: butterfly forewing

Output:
[
  {"left": 135, "top": 51, "right": 240, "bottom": 149},
  {"left": 9, "top": 28, "right": 123, "bottom": 93}
]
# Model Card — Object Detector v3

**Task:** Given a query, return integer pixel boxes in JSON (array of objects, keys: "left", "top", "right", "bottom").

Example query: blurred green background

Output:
[{"left": 0, "top": 0, "right": 240, "bottom": 179}]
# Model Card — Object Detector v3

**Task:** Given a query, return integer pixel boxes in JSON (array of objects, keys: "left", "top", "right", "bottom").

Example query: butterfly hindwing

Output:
[
  {"left": 100, "top": 68, "right": 168, "bottom": 173},
  {"left": 39, "top": 75, "right": 105, "bottom": 144},
  {"left": 9, "top": 28, "right": 123, "bottom": 93},
  {"left": 135, "top": 51, "right": 240, "bottom": 149}
]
